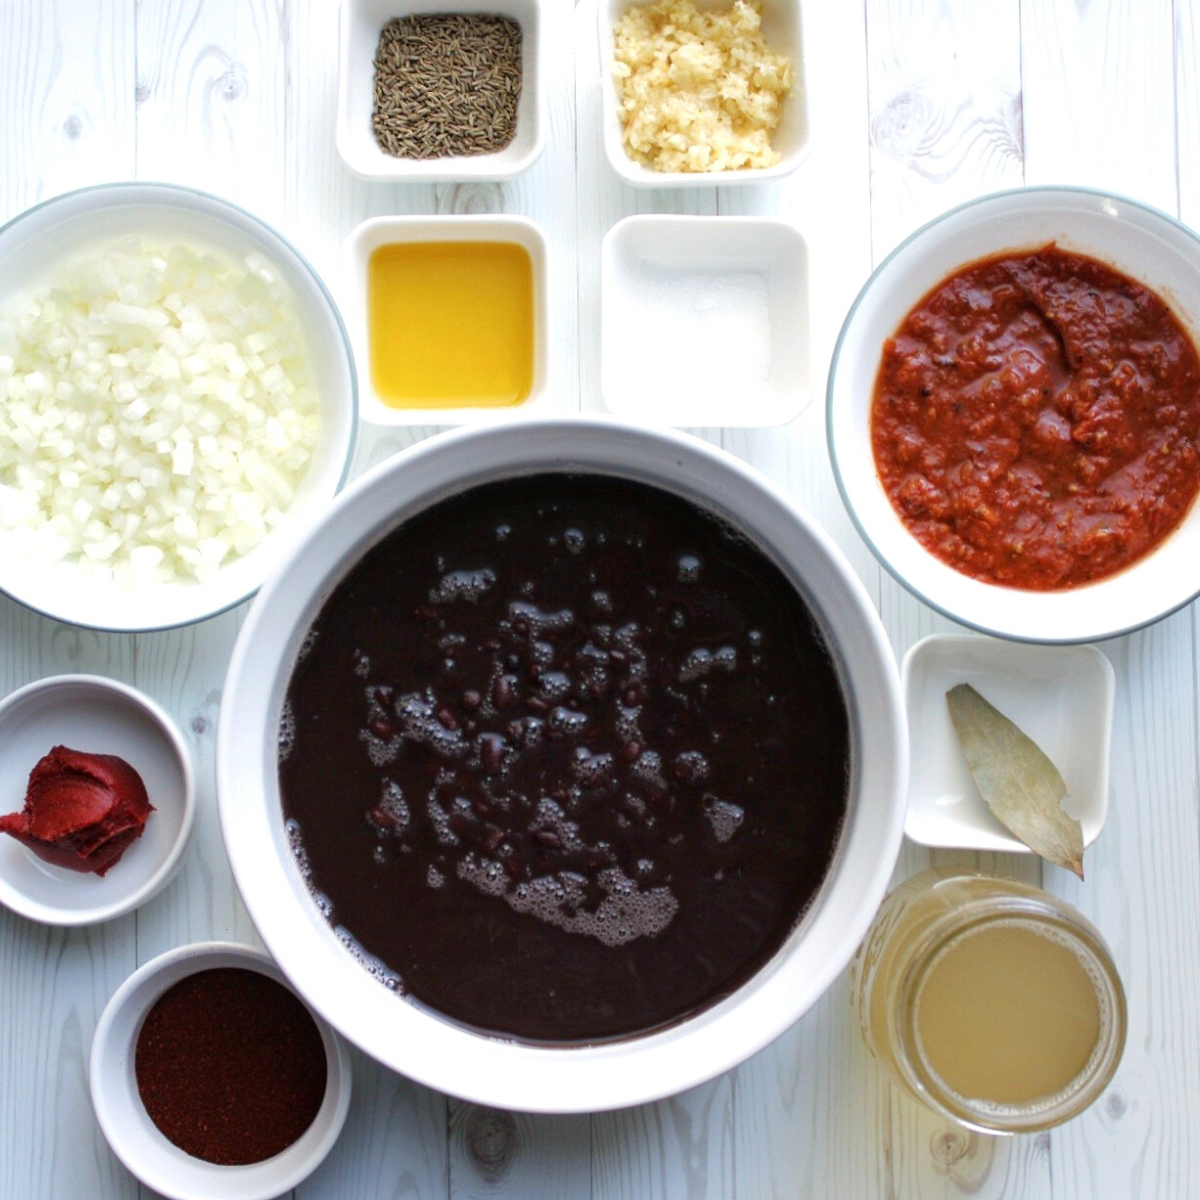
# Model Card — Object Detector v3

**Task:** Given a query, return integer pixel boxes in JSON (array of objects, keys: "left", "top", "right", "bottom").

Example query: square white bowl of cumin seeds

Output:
[{"left": 338, "top": 0, "right": 548, "bottom": 181}]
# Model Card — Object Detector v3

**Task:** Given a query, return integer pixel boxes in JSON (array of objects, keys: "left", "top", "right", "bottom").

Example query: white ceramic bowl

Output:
[
  {"left": 0, "top": 675, "right": 195, "bottom": 925},
  {"left": 828, "top": 186, "right": 1200, "bottom": 643},
  {"left": 217, "top": 416, "right": 907, "bottom": 1113},
  {"left": 0, "top": 182, "right": 356, "bottom": 631},
  {"left": 601, "top": 214, "right": 809, "bottom": 425},
  {"left": 345, "top": 215, "right": 550, "bottom": 425},
  {"left": 337, "top": 0, "right": 548, "bottom": 181},
  {"left": 901, "top": 635, "right": 1114, "bottom": 852},
  {"left": 90, "top": 942, "right": 352, "bottom": 1200},
  {"left": 596, "top": 0, "right": 809, "bottom": 188}
]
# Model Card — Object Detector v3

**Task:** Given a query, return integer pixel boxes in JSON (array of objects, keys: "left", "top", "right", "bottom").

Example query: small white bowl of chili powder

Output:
[
  {"left": 828, "top": 185, "right": 1200, "bottom": 643},
  {"left": 90, "top": 942, "right": 352, "bottom": 1200}
]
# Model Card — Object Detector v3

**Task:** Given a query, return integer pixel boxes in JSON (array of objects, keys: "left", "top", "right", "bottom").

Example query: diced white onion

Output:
[{"left": 0, "top": 236, "right": 321, "bottom": 586}]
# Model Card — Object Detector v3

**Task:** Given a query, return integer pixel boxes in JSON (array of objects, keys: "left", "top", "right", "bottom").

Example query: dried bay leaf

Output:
[{"left": 946, "top": 683, "right": 1085, "bottom": 880}]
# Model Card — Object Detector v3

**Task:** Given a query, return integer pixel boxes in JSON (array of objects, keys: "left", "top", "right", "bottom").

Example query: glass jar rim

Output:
[{"left": 891, "top": 895, "right": 1127, "bottom": 1135}]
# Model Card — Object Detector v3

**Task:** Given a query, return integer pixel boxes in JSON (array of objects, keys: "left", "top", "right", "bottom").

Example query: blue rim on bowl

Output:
[
  {"left": 0, "top": 181, "right": 357, "bottom": 632},
  {"left": 827, "top": 184, "right": 1200, "bottom": 643}
]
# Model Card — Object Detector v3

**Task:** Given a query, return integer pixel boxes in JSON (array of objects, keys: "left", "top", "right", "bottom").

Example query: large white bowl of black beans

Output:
[
  {"left": 90, "top": 942, "right": 352, "bottom": 1200},
  {"left": 217, "top": 416, "right": 908, "bottom": 1113}
]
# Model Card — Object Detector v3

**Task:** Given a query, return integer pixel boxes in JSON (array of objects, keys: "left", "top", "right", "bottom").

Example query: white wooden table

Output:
[{"left": 2, "top": 2, "right": 1198, "bottom": 1196}]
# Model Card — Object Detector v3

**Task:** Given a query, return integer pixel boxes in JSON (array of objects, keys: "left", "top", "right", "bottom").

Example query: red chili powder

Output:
[{"left": 135, "top": 966, "right": 328, "bottom": 1165}]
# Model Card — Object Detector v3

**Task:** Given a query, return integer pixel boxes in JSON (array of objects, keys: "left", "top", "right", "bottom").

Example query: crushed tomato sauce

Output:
[{"left": 871, "top": 244, "right": 1200, "bottom": 590}]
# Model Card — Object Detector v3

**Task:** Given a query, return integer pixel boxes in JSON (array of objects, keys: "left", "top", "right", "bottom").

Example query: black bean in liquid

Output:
[{"left": 279, "top": 475, "right": 849, "bottom": 1042}]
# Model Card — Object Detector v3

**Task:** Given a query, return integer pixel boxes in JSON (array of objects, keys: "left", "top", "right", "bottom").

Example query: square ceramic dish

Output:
[
  {"left": 345, "top": 214, "right": 550, "bottom": 425},
  {"left": 600, "top": 215, "right": 809, "bottom": 426},
  {"left": 337, "top": 0, "right": 547, "bottom": 181},
  {"left": 596, "top": 0, "right": 809, "bottom": 188},
  {"left": 902, "top": 634, "right": 1114, "bottom": 852}
]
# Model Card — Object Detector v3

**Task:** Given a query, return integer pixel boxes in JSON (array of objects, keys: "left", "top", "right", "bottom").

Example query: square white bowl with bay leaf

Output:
[
  {"left": 902, "top": 634, "right": 1113, "bottom": 853},
  {"left": 337, "top": 0, "right": 548, "bottom": 181}
]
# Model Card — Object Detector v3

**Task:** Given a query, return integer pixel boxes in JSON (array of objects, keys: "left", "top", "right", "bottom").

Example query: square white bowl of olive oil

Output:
[{"left": 345, "top": 214, "right": 550, "bottom": 426}]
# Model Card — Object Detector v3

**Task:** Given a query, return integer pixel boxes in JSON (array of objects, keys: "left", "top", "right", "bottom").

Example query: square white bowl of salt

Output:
[{"left": 600, "top": 215, "right": 809, "bottom": 426}]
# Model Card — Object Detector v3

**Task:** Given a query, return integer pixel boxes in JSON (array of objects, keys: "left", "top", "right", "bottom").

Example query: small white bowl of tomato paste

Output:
[
  {"left": 0, "top": 675, "right": 195, "bottom": 925},
  {"left": 828, "top": 185, "right": 1200, "bottom": 643}
]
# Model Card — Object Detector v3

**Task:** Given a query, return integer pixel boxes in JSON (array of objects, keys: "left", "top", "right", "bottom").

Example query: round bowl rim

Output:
[
  {"left": 217, "top": 415, "right": 908, "bottom": 1113},
  {"left": 0, "top": 180, "right": 358, "bottom": 632},
  {"left": 827, "top": 183, "right": 1200, "bottom": 644},
  {"left": 0, "top": 673, "right": 196, "bottom": 925},
  {"left": 89, "top": 940, "right": 353, "bottom": 1200}
]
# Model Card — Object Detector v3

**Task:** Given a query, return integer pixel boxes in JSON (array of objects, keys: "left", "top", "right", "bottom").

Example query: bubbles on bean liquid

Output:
[
  {"left": 679, "top": 645, "right": 737, "bottom": 682},
  {"left": 429, "top": 567, "right": 496, "bottom": 605},
  {"left": 295, "top": 628, "right": 319, "bottom": 663},
  {"left": 677, "top": 553, "right": 702, "bottom": 583},
  {"left": 564, "top": 527, "right": 586, "bottom": 554},
  {"left": 278, "top": 700, "right": 296, "bottom": 764},
  {"left": 706, "top": 797, "right": 745, "bottom": 843},
  {"left": 285, "top": 818, "right": 310, "bottom": 879}
]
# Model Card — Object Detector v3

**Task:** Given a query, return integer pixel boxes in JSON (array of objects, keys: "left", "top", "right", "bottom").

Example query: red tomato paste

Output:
[{"left": 871, "top": 244, "right": 1200, "bottom": 589}]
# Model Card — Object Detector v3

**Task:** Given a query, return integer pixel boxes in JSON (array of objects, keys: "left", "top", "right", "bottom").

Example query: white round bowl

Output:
[
  {"left": 0, "top": 182, "right": 357, "bottom": 631},
  {"left": 217, "top": 417, "right": 907, "bottom": 1113},
  {"left": 828, "top": 185, "right": 1200, "bottom": 643},
  {"left": 0, "top": 675, "right": 195, "bottom": 925},
  {"left": 91, "top": 942, "right": 352, "bottom": 1200}
]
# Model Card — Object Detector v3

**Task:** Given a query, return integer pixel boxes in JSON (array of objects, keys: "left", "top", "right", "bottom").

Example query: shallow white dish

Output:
[
  {"left": 828, "top": 185, "right": 1200, "bottom": 643},
  {"left": 337, "top": 0, "right": 548, "bottom": 181},
  {"left": 595, "top": 0, "right": 808, "bottom": 188},
  {"left": 0, "top": 675, "right": 195, "bottom": 925},
  {"left": 345, "top": 214, "right": 550, "bottom": 425},
  {"left": 902, "top": 635, "right": 1114, "bottom": 852},
  {"left": 601, "top": 214, "right": 809, "bottom": 426},
  {"left": 0, "top": 182, "right": 356, "bottom": 632},
  {"left": 90, "top": 941, "right": 352, "bottom": 1200},
  {"left": 218, "top": 416, "right": 908, "bottom": 1113}
]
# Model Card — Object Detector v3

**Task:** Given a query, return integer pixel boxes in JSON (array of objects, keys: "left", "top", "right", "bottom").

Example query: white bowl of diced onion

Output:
[{"left": 0, "top": 183, "right": 356, "bottom": 631}]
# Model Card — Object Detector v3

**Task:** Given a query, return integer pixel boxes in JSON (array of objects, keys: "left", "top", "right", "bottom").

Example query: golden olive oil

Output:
[{"left": 368, "top": 241, "right": 534, "bottom": 409}]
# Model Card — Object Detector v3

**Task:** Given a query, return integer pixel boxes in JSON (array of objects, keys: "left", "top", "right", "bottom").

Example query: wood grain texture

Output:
[
  {"left": 866, "top": 0, "right": 1023, "bottom": 258},
  {"left": 2, "top": 1, "right": 1200, "bottom": 1197}
]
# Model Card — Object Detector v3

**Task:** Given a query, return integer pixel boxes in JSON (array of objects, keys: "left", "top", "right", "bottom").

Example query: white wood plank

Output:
[
  {"left": 1178, "top": 0, "right": 1200, "bottom": 230},
  {"left": 1021, "top": 0, "right": 1177, "bottom": 199},
  {"left": 299, "top": 1049, "right": 448, "bottom": 1200},
  {"left": 0, "top": 2, "right": 141, "bottom": 1196},
  {"left": 867, "top": 0, "right": 1024, "bottom": 257},
  {"left": 448, "top": 1103, "right": 592, "bottom": 1198},
  {"left": 0, "top": 0, "right": 136, "bottom": 218},
  {"left": 1013, "top": 2, "right": 1199, "bottom": 1196},
  {"left": 592, "top": 1074, "right": 735, "bottom": 1200}
]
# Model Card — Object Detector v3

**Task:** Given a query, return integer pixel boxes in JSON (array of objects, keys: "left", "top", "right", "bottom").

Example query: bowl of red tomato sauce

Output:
[{"left": 828, "top": 185, "right": 1200, "bottom": 642}]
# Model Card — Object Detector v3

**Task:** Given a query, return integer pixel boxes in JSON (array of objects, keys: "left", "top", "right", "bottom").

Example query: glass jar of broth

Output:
[{"left": 851, "top": 869, "right": 1126, "bottom": 1135}]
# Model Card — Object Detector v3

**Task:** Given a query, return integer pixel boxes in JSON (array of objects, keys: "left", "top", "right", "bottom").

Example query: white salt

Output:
[{"left": 618, "top": 266, "right": 774, "bottom": 413}]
